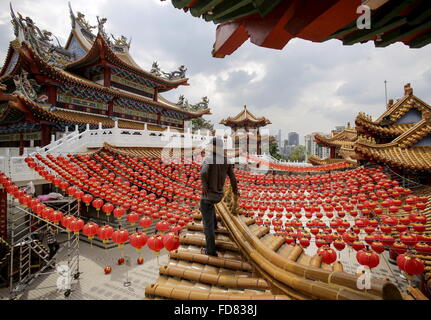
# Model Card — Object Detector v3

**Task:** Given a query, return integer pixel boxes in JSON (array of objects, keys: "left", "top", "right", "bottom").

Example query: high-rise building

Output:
[
  {"left": 277, "top": 129, "right": 282, "bottom": 149},
  {"left": 305, "top": 133, "right": 330, "bottom": 159},
  {"left": 288, "top": 132, "right": 299, "bottom": 146}
]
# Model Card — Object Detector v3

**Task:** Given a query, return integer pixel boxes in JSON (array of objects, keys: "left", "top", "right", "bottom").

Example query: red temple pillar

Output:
[
  {"left": 0, "top": 189, "right": 7, "bottom": 241},
  {"left": 41, "top": 123, "right": 52, "bottom": 147},
  {"left": 153, "top": 88, "right": 159, "bottom": 102},
  {"left": 107, "top": 100, "right": 113, "bottom": 117},
  {"left": 330, "top": 146, "right": 336, "bottom": 158},
  {"left": 19, "top": 133, "right": 25, "bottom": 156},
  {"left": 157, "top": 113, "right": 161, "bottom": 125},
  {"left": 104, "top": 66, "right": 111, "bottom": 87},
  {"left": 47, "top": 84, "right": 57, "bottom": 105}
]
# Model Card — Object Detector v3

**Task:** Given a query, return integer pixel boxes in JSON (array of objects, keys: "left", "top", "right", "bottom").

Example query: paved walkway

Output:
[{"left": 0, "top": 235, "right": 168, "bottom": 300}]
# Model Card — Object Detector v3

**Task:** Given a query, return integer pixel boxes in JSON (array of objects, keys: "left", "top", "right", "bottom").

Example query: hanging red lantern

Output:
[
  {"left": 397, "top": 253, "right": 425, "bottom": 278},
  {"left": 162, "top": 232, "right": 180, "bottom": 251},
  {"left": 317, "top": 246, "right": 337, "bottom": 264},
  {"left": 137, "top": 257, "right": 144, "bottom": 265},
  {"left": 83, "top": 222, "right": 99, "bottom": 241},
  {"left": 333, "top": 240, "right": 346, "bottom": 251},
  {"left": 92, "top": 198, "right": 104, "bottom": 211},
  {"left": 50, "top": 210, "right": 64, "bottom": 224},
  {"left": 299, "top": 237, "right": 310, "bottom": 248},
  {"left": 129, "top": 231, "right": 148, "bottom": 251},
  {"left": 351, "top": 240, "right": 365, "bottom": 252},
  {"left": 111, "top": 228, "right": 129, "bottom": 248},
  {"left": 371, "top": 241, "right": 385, "bottom": 254},
  {"left": 356, "top": 249, "right": 380, "bottom": 269},
  {"left": 147, "top": 234, "right": 164, "bottom": 254},
  {"left": 102, "top": 203, "right": 114, "bottom": 217},
  {"left": 82, "top": 194, "right": 93, "bottom": 206},
  {"left": 69, "top": 218, "right": 84, "bottom": 235},
  {"left": 113, "top": 207, "right": 125, "bottom": 219},
  {"left": 392, "top": 241, "right": 408, "bottom": 254},
  {"left": 127, "top": 212, "right": 139, "bottom": 225},
  {"left": 156, "top": 221, "right": 170, "bottom": 233},
  {"left": 98, "top": 225, "right": 114, "bottom": 243}
]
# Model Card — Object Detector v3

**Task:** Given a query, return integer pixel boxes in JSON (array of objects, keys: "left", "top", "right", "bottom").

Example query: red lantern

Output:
[
  {"left": 397, "top": 253, "right": 425, "bottom": 277},
  {"left": 317, "top": 246, "right": 337, "bottom": 264},
  {"left": 102, "top": 203, "right": 114, "bottom": 216},
  {"left": 356, "top": 249, "right": 380, "bottom": 269},
  {"left": 104, "top": 266, "right": 112, "bottom": 274},
  {"left": 147, "top": 234, "right": 164, "bottom": 254},
  {"left": 371, "top": 241, "right": 385, "bottom": 254},
  {"left": 69, "top": 218, "right": 84, "bottom": 235},
  {"left": 92, "top": 198, "right": 104, "bottom": 211},
  {"left": 137, "top": 257, "right": 144, "bottom": 265},
  {"left": 83, "top": 222, "right": 99, "bottom": 240},
  {"left": 61, "top": 215, "right": 74, "bottom": 230},
  {"left": 98, "top": 225, "right": 114, "bottom": 243},
  {"left": 112, "top": 228, "right": 129, "bottom": 248},
  {"left": 127, "top": 212, "right": 139, "bottom": 225},
  {"left": 113, "top": 207, "right": 125, "bottom": 219},
  {"left": 129, "top": 231, "right": 148, "bottom": 251},
  {"left": 156, "top": 221, "right": 170, "bottom": 233},
  {"left": 140, "top": 217, "right": 152, "bottom": 229},
  {"left": 299, "top": 237, "right": 310, "bottom": 248},
  {"left": 82, "top": 194, "right": 93, "bottom": 206},
  {"left": 162, "top": 232, "right": 180, "bottom": 251},
  {"left": 50, "top": 210, "right": 64, "bottom": 224},
  {"left": 333, "top": 240, "right": 346, "bottom": 251}
]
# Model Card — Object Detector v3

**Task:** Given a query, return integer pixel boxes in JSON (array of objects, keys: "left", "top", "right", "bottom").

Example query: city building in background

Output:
[
  {"left": 305, "top": 133, "right": 330, "bottom": 159},
  {"left": 287, "top": 132, "right": 299, "bottom": 146}
]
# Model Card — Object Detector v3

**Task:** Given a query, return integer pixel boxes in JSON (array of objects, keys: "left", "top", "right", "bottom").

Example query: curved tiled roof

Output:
[
  {"left": 220, "top": 105, "right": 271, "bottom": 127},
  {"left": 17, "top": 42, "right": 207, "bottom": 118}
]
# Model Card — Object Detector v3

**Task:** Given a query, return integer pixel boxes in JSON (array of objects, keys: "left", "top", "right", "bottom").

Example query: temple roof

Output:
[
  {"left": 167, "top": 0, "right": 431, "bottom": 58},
  {"left": 354, "top": 117, "right": 431, "bottom": 171},
  {"left": 220, "top": 105, "right": 271, "bottom": 128},
  {"left": 64, "top": 33, "right": 189, "bottom": 91},
  {"left": 313, "top": 124, "right": 357, "bottom": 148},
  {"left": 355, "top": 83, "right": 431, "bottom": 137},
  {"left": 4, "top": 41, "right": 209, "bottom": 119}
]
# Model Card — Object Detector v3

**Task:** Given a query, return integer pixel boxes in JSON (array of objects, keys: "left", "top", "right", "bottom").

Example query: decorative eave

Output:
[
  {"left": 8, "top": 92, "right": 185, "bottom": 132},
  {"left": 19, "top": 42, "right": 205, "bottom": 118},
  {"left": 0, "top": 40, "right": 24, "bottom": 80},
  {"left": 354, "top": 118, "right": 431, "bottom": 171},
  {"left": 307, "top": 155, "right": 356, "bottom": 166},
  {"left": 64, "top": 33, "right": 189, "bottom": 90},
  {"left": 167, "top": 0, "right": 431, "bottom": 58},
  {"left": 220, "top": 105, "right": 271, "bottom": 128},
  {"left": 313, "top": 130, "right": 357, "bottom": 149},
  {"left": 355, "top": 113, "right": 415, "bottom": 137}
]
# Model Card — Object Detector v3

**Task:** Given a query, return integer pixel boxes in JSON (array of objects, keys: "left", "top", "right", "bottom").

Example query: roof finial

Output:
[
  {"left": 68, "top": 2, "right": 76, "bottom": 29},
  {"left": 404, "top": 83, "right": 413, "bottom": 96},
  {"left": 387, "top": 99, "right": 394, "bottom": 110}
]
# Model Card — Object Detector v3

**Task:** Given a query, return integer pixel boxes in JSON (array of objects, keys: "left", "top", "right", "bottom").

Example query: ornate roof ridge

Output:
[
  {"left": 220, "top": 105, "right": 271, "bottom": 126},
  {"left": 65, "top": 33, "right": 189, "bottom": 87}
]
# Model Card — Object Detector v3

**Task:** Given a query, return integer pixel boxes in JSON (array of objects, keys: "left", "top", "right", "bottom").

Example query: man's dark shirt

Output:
[{"left": 200, "top": 154, "right": 238, "bottom": 203}]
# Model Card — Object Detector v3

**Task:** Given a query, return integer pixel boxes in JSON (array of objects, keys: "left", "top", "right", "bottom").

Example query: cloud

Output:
[{"left": 1, "top": 0, "right": 431, "bottom": 145}]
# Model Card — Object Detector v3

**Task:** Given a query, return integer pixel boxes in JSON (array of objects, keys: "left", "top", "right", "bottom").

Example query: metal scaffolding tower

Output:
[{"left": 7, "top": 196, "right": 80, "bottom": 299}]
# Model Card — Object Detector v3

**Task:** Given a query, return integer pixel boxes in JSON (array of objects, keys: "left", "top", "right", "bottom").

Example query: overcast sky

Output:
[{"left": 1, "top": 0, "right": 431, "bottom": 144}]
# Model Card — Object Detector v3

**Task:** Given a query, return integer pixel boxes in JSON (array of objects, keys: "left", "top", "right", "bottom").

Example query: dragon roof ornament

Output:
[
  {"left": 10, "top": 3, "right": 72, "bottom": 68},
  {"left": 150, "top": 61, "right": 187, "bottom": 80}
]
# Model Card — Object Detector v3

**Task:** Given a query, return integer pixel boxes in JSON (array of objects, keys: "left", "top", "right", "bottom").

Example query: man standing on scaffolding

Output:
[{"left": 45, "top": 225, "right": 59, "bottom": 262}]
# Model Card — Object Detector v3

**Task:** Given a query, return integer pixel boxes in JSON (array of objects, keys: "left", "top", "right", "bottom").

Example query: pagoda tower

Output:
[{"left": 220, "top": 105, "right": 271, "bottom": 155}]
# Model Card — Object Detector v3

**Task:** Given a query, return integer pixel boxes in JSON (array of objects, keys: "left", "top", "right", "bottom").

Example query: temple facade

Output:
[
  {"left": 0, "top": 4, "right": 210, "bottom": 154},
  {"left": 220, "top": 105, "right": 271, "bottom": 155}
]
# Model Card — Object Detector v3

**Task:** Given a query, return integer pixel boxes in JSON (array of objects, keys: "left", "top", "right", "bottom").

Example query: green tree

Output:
[
  {"left": 289, "top": 145, "right": 306, "bottom": 162},
  {"left": 269, "top": 141, "right": 283, "bottom": 161},
  {"left": 191, "top": 118, "right": 214, "bottom": 131}
]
